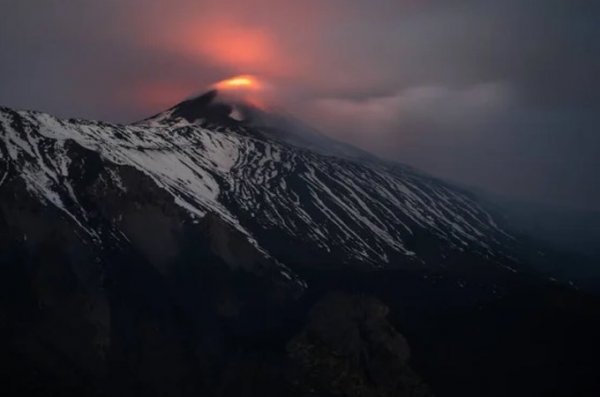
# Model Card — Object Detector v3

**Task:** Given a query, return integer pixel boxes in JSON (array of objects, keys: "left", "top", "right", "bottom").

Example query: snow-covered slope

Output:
[{"left": 0, "top": 92, "right": 518, "bottom": 280}]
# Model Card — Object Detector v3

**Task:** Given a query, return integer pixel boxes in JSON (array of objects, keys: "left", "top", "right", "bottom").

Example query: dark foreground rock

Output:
[{"left": 287, "top": 293, "right": 432, "bottom": 397}]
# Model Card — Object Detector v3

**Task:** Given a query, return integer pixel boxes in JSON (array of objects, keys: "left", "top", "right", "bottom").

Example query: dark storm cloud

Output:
[{"left": 0, "top": 0, "right": 599, "bottom": 209}]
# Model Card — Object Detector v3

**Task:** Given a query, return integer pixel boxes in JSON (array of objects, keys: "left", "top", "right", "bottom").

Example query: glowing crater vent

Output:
[
  {"left": 213, "top": 75, "right": 267, "bottom": 110},
  {"left": 215, "top": 75, "right": 262, "bottom": 91}
]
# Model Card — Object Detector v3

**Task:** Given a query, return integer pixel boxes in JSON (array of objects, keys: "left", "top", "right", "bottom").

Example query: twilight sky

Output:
[{"left": 1, "top": 0, "right": 599, "bottom": 210}]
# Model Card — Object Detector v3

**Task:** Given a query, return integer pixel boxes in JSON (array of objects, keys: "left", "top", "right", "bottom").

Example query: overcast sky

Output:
[{"left": 1, "top": 0, "right": 599, "bottom": 210}]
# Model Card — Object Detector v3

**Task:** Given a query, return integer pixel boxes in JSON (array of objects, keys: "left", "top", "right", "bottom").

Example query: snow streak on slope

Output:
[
  {"left": 0, "top": 107, "right": 307, "bottom": 285},
  {"left": 0, "top": 106, "right": 513, "bottom": 270},
  {"left": 224, "top": 137, "right": 512, "bottom": 266},
  {"left": 1, "top": 110, "right": 238, "bottom": 224}
]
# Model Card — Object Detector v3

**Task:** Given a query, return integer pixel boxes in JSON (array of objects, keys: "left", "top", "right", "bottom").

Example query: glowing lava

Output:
[
  {"left": 215, "top": 75, "right": 262, "bottom": 91},
  {"left": 213, "top": 75, "right": 267, "bottom": 109}
]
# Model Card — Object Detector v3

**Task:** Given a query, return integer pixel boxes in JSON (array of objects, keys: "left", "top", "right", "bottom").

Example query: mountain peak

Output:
[
  {"left": 138, "top": 75, "right": 266, "bottom": 126},
  {"left": 134, "top": 79, "right": 376, "bottom": 161},
  {"left": 169, "top": 89, "right": 234, "bottom": 123}
]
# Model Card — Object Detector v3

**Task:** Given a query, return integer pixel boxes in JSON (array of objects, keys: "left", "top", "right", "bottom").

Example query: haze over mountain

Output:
[{"left": 1, "top": 0, "right": 599, "bottom": 210}]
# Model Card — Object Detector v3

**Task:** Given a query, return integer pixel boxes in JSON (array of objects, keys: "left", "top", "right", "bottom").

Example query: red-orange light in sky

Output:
[{"left": 176, "top": 23, "right": 278, "bottom": 73}]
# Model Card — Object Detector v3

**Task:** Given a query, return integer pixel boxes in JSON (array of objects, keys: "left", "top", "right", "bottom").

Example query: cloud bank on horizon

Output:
[{"left": 0, "top": 0, "right": 599, "bottom": 210}]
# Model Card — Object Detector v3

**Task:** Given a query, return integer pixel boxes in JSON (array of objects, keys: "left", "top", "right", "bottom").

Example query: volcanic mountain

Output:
[{"left": 1, "top": 86, "right": 599, "bottom": 397}]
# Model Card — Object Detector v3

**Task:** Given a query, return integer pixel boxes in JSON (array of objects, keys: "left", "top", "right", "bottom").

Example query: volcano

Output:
[{"left": 1, "top": 85, "right": 599, "bottom": 397}]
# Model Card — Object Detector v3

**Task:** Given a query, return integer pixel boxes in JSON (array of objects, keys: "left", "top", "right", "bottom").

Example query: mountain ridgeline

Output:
[{"left": 1, "top": 90, "right": 599, "bottom": 396}]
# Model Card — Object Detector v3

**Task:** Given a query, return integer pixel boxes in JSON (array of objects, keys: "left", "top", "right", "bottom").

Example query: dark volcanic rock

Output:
[
  {"left": 0, "top": 137, "right": 300, "bottom": 397},
  {"left": 287, "top": 293, "right": 432, "bottom": 397},
  {"left": 2, "top": 99, "right": 600, "bottom": 397}
]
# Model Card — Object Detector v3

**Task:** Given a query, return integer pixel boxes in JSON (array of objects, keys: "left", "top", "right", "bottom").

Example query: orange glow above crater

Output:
[
  {"left": 172, "top": 22, "right": 280, "bottom": 74},
  {"left": 215, "top": 75, "right": 262, "bottom": 91}
]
